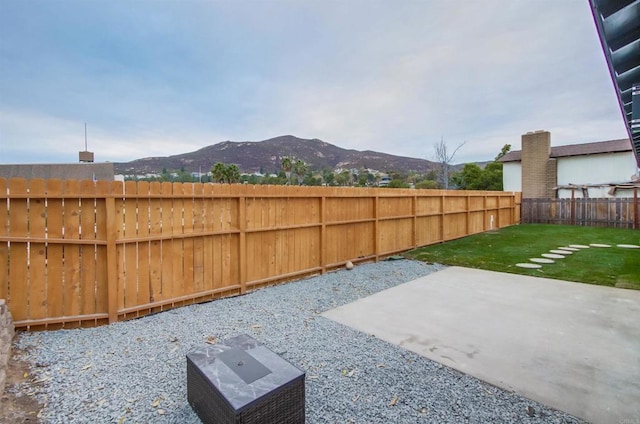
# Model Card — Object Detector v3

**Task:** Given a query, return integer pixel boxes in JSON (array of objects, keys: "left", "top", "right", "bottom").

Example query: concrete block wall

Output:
[
  {"left": 0, "top": 162, "right": 115, "bottom": 181},
  {"left": 0, "top": 299, "right": 15, "bottom": 399},
  {"left": 521, "top": 131, "right": 555, "bottom": 198}
]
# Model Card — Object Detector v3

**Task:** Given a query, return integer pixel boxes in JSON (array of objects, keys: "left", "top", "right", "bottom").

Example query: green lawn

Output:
[{"left": 405, "top": 224, "right": 640, "bottom": 289}]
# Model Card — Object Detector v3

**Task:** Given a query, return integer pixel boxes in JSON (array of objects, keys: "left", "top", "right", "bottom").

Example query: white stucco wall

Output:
[
  {"left": 502, "top": 152, "right": 639, "bottom": 197},
  {"left": 502, "top": 162, "right": 521, "bottom": 192},
  {"left": 556, "top": 152, "right": 637, "bottom": 185}
]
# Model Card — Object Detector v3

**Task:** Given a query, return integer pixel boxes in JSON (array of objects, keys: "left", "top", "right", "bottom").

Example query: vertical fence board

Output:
[
  {"left": 114, "top": 184, "right": 126, "bottom": 314},
  {"left": 228, "top": 234, "right": 240, "bottom": 287},
  {"left": 79, "top": 181, "right": 97, "bottom": 316},
  {"left": 44, "top": 180, "right": 64, "bottom": 320},
  {"left": 123, "top": 182, "right": 138, "bottom": 309},
  {"left": 0, "top": 238, "right": 9, "bottom": 299},
  {"left": 123, "top": 243, "right": 137, "bottom": 310},
  {"left": 193, "top": 184, "right": 205, "bottom": 293},
  {"left": 80, "top": 243, "right": 97, "bottom": 317},
  {"left": 27, "top": 180, "right": 47, "bottom": 321},
  {"left": 63, "top": 242, "right": 81, "bottom": 322},
  {"left": 63, "top": 181, "right": 82, "bottom": 319},
  {"left": 8, "top": 179, "right": 28, "bottom": 321},
  {"left": 8, "top": 244, "right": 27, "bottom": 322},
  {"left": 238, "top": 194, "right": 246, "bottom": 294},
  {"left": 95, "top": 181, "right": 113, "bottom": 320},
  {"left": 0, "top": 249, "right": 6, "bottom": 303},
  {"left": 212, "top": 234, "right": 224, "bottom": 289},
  {"left": 182, "top": 184, "right": 195, "bottom": 295},
  {"left": 0, "top": 179, "right": 7, "bottom": 301},
  {"left": 137, "top": 182, "right": 151, "bottom": 306},
  {"left": 95, "top": 181, "right": 112, "bottom": 323},
  {"left": 159, "top": 182, "right": 173, "bottom": 301},
  {"left": 171, "top": 183, "right": 185, "bottom": 299},
  {"left": 147, "top": 182, "right": 162, "bottom": 303},
  {"left": 29, "top": 180, "right": 47, "bottom": 238},
  {"left": 46, "top": 248, "right": 64, "bottom": 321},
  {"left": 202, "top": 185, "right": 214, "bottom": 292}
]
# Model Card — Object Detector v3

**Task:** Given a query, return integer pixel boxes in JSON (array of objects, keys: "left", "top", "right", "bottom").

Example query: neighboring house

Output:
[
  {"left": 499, "top": 130, "right": 639, "bottom": 198},
  {"left": 378, "top": 175, "right": 391, "bottom": 187}
]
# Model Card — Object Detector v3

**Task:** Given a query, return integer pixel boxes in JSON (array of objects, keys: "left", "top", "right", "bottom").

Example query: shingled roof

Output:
[{"left": 499, "top": 138, "right": 632, "bottom": 163}]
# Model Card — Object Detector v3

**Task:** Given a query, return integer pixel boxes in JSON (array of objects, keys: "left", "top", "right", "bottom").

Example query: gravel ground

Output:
[{"left": 14, "top": 260, "right": 584, "bottom": 424}]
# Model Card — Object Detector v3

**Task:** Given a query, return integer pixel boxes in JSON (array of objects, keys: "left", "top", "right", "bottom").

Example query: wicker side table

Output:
[{"left": 187, "top": 334, "right": 305, "bottom": 424}]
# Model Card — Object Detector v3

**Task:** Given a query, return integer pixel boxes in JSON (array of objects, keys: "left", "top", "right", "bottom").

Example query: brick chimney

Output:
[{"left": 521, "top": 131, "right": 556, "bottom": 198}]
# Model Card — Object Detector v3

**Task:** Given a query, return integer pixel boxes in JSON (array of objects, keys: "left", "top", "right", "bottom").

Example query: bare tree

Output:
[{"left": 434, "top": 137, "right": 465, "bottom": 189}]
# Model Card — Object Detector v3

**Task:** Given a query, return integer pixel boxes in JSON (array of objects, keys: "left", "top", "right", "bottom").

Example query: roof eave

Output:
[{"left": 589, "top": 0, "right": 640, "bottom": 166}]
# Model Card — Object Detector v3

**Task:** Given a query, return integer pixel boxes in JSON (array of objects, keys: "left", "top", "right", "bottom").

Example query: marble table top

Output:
[{"left": 187, "top": 334, "right": 305, "bottom": 412}]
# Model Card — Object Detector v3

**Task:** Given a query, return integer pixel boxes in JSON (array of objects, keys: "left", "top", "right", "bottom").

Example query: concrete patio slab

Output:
[{"left": 322, "top": 266, "right": 640, "bottom": 424}]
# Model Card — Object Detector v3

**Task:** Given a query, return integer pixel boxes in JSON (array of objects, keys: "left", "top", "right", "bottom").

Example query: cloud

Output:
[{"left": 0, "top": 0, "right": 630, "bottom": 167}]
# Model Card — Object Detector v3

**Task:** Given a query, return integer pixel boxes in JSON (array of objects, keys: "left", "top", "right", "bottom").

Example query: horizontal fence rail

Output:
[
  {"left": 0, "top": 178, "right": 520, "bottom": 330},
  {"left": 521, "top": 195, "right": 639, "bottom": 228}
]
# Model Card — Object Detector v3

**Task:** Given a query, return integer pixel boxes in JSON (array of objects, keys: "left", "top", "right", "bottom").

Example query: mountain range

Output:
[{"left": 114, "top": 135, "right": 441, "bottom": 176}]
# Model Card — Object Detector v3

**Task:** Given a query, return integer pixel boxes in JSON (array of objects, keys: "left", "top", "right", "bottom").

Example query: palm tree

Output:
[
  {"left": 211, "top": 162, "right": 226, "bottom": 183},
  {"left": 322, "top": 169, "right": 335, "bottom": 186},
  {"left": 224, "top": 164, "right": 240, "bottom": 184},
  {"left": 293, "top": 160, "right": 307, "bottom": 185},
  {"left": 281, "top": 157, "right": 293, "bottom": 183}
]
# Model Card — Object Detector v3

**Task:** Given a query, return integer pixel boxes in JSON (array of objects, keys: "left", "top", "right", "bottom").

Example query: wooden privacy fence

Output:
[
  {"left": 521, "top": 194, "right": 639, "bottom": 228},
  {"left": 0, "top": 178, "right": 520, "bottom": 330}
]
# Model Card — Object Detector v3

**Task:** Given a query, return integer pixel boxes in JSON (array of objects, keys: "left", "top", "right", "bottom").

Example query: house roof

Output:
[
  {"left": 498, "top": 138, "right": 632, "bottom": 163},
  {"left": 589, "top": 0, "right": 640, "bottom": 165}
]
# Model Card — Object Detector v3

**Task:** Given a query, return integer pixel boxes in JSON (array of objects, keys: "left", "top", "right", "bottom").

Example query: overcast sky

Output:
[{"left": 0, "top": 0, "right": 629, "bottom": 166}]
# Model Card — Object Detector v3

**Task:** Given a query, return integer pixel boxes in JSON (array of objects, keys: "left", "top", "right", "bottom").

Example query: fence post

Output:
[
  {"left": 105, "top": 189, "right": 118, "bottom": 324},
  {"left": 320, "top": 195, "right": 326, "bottom": 273},
  {"left": 440, "top": 193, "right": 446, "bottom": 240},
  {"left": 412, "top": 195, "right": 418, "bottom": 247},
  {"left": 465, "top": 194, "right": 470, "bottom": 234},
  {"left": 374, "top": 193, "right": 379, "bottom": 261},
  {"left": 496, "top": 194, "right": 500, "bottom": 229},
  {"left": 238, "top": 195, "right": 247, "bottom": 294},
  {"left": 570, "top": 188, "right": 576, "bottom": 226}
]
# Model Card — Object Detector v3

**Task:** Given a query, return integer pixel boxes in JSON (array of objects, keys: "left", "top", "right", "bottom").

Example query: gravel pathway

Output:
[{"left": 14, "top": 260, "right": 584, "bottom": 423}]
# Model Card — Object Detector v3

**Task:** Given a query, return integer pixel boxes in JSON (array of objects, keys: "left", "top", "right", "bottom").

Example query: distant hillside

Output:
[{"left": 115, "top": 135, "right": 441, "bottom": 175}]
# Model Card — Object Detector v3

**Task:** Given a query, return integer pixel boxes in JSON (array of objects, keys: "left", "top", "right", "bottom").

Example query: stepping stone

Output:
[
  {"left": 542, "top": 253, "right": 565, "bottom": 259},
  {"left": 550, "top": 249, "right": 572, "bottom": 255},
  {"left": 558, "top": 247, "right": 580, "bottom": 251},
  {"left": 590, "top": 243, "right": 611, "bottom": 248},
  {"left": 516, "top": 263, "right": 542, "bottom": 269},
  {"left": 617, "top": 244, "right": 640, "bottom": 249},
  {"left": 569, "top": 244, "right": 590, "bottom": 249},
  {"left": 530, "top": 258, "right": 555, "bottom": 264}
]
